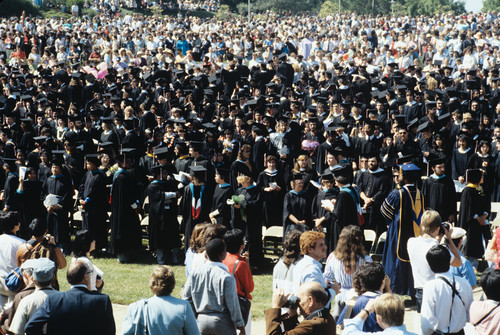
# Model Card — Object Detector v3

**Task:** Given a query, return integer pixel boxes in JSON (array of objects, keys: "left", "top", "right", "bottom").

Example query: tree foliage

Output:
[
  {"left": 0, "top": 0, "right": 40, "bottom": 17},
  {"left": 404, "top": 0, "right": 465, "bottom": 16},
  {"left": 483, "top": 0, "right": 500, "bottom": 11}
]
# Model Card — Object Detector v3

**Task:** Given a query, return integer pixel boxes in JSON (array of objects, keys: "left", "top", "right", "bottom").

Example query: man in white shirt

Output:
[
  {"left": 0, "top": 212, "right": 25, "bottom": 312},
  {"left": 407, "top": 210, "right": 461, "bottom": 312},
  {"left": 421, "top": 245, "right": 473, "bottom": 335}
]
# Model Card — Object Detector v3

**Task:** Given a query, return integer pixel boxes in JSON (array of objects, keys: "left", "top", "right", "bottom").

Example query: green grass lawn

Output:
[{"left": 58, "top": 253, "right": 274, "bottom": 320}]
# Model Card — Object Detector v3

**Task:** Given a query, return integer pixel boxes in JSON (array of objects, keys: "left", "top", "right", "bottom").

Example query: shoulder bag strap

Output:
[
  {"left": 23, "top": 240, "right": 43, "bottom": 261},
  {"left": 232, "top": 259, "right": 246, "bottom": 297},
  {"left": 142, "top": 299, "right": 149, "bottom": 335},
  {"left": 473, "top": 303, "right": 500, "bottom": 327},
  {"left": 438, "top": 276, "right": 463, "bottom": 334}
]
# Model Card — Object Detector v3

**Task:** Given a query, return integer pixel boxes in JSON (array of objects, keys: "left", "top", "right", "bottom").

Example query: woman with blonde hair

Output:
[{"left": 324, "top": 225, "right": 373, "bottom": 320}]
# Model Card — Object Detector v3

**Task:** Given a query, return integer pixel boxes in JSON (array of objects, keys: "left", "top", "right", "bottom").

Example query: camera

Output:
[
  {"left": 282, "top": 295, "right": 300, "bottom": 309},
  {"left": 439, "top": 222, "right": 451, "bottom": 235}
]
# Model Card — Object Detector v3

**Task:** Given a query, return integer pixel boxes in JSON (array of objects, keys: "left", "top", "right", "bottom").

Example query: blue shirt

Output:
[
  {"left": 451, "top": 252, "right": 477, "bottom": 287},
  {"left": 121, "top": 295, "right": 199, "bottom": 335},
  {"left": 344, "top": 316, "right": 418, "bottom": 335}
]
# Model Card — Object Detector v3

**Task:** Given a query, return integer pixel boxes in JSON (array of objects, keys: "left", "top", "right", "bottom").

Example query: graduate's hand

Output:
[
  {"left": 264, "top": 187, "right": 273, "bottom": 192},
  {"left": 0, "top": 191, "right": 4, "bottom": 201},
  {"left": 275, "top": 186, "right": 281, "bottom": 191},
  {"left": 478, "top": 213, "right": 488, "bottom": 226},
  {"left": 234, "top": 203, "right": 241, "bottom": 209},
  {"left": 79, "top": 199, "right": 86, "bottom": 206},
  {"left": 482, "top": 161, "right": 489, "bottom": 168},
  {"left": 458, "top": 176, "right": 465, "bottom": 184},
  {"left": 237, "top": 326, "right": 246, "bottom": 335},
  {"left": 2, "top": 207, "right": 8, "bottom": 213},
  {"left": 47, "top": 206, "right": 54, "bottom": 214}
]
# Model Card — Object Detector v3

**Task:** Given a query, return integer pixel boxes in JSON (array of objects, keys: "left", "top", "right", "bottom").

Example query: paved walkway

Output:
[{"left": 112, "top": 287, "right": 483, "bottom": 334}]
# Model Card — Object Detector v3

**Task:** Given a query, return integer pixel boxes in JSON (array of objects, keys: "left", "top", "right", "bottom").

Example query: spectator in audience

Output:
[
  {"left": 273, "top": 228, "right": 306, "bottom": 293},
  {"left": 265, "top": 282, "right": 336, "bottom": 335},
  {"left": 449, "top": 227, "right": 477, "bottom": 288},
  {"left": 121, "top": 265, "right": 199, "bottom": 335},
  {"left": 185, "top": 223, "right": 210, "bottom": 277},
  {"left": 407, "top": 210, "right": 461, "bottom": 312},
  {"left": 294, "top": 231, "right": 340, "bottom": 305},
  {"left": 420, "top": 245, "right": 473, "bottom": 335},
  {"left": 470, "top": 268, "right": 500, "bottom": 335},
  {"left": 183, "top": 238, "right": 245, "bottom": 335},
  {"left": 324, "top": 225, "right": 372, "bottom": 320},
  {"left": 343, "top": 293, "right": 417, "bottom": 335},
  {"left": 337, "top": 262, "right": 391, "bottom": 332},
  {"left": 0, "top": 212, "right": 24, "bottom": 312},
  {"left": 223, "top": 229, "right": 254, "bottom": 333},
  {"left": 71, "top": 230, "right": 104, "bottom": 292},
  {"left": 8, "top": 258, "right": 59, "bottom": 335},
  {"left": 25, "top": 260, "right": 115, "bottom": 335}
]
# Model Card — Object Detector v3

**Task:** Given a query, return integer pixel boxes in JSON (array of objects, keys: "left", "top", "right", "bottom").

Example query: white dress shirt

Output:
[{"left": 421, "top": 271, "right": 473, "bottom": 335}]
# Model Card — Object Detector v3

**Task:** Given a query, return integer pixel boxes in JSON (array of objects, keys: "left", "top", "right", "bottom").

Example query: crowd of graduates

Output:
[{"left": 0, "top": 6, "right": 499, "bottom": 278}]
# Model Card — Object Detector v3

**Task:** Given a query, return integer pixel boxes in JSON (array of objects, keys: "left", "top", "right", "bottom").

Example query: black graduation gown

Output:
[
  {"left": 467, "top": 153, "right": 495, "bottom": 198},
  {"left": 315, "top": 141, "right": 335, "bottom": 175},
  {"left": 3, "top": 172, "right": 20, "bottom": 211},
  {"left": 17, "top": 179, "right": 45, "bottom": 240},
  {"left": 146, "top": 180, "right": 180, "bottom": 251},
  {"left": 174, "top": 156, "right": 191, "bottom": 173},
  {"left": 331, "top": 188, "right": 359, "bottom": 250},
  {"left": 494, "top": 155, "right": 500, "bottom": 202},
  {"left": 356, "top": 170, "right": 391, "bottom": 235},
  {"left": 41, "top": 174, "right": 74, "bottom": 251},
  {"left": 257, "top": 169, "right": 286, "bottom": 228},
  {"left": 451, "top": 148, "right": 473, "bottom": 180},
  {"left": 421, "top": 174, "right": 457, "bottom": 222},
  {"left": 231, "top": 185, "right": 263, "bottom": 265},
  {"left": 78, "top": 169, "right": 108, "bottom": 250},
  {"left": 282, "top": 190, "right": 312, "bottom": 232},
  {"left": 180, "top": 183, "right": 211, "bottom": 250},
  {"left": 189, "top": 156, "right": 215, "bottom": 190},
  {"left": 312, "top": 188, "right": 338, "bottom": 252},
  {"left": 65, "top": 152, "right": 84, "bottom": 188},
  {"left": 210, "top": 184, "right": 233, "bottom": 229},
  {"left": 109, "top": 169, "right": 141, "bottom": 255},
  {"left": 458, "top": 186, "right": 492, "bottom": 258},
  {"left": 251, "top": 137, "right": 268, "bottom": 173},
  {"left": 38, "top": 163, "right": 52, "bottom": 185}
]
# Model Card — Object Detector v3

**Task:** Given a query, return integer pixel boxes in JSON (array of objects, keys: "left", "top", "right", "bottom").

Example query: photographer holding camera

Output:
[
  {"left": 407, "top": 210, "right": 462, "bottom": 312},
  {"left": 265, "top": 282, "right": 336, "bottom": 335}
]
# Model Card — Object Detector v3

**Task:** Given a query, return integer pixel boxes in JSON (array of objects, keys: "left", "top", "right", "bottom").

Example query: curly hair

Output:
[
  {"left": 300, "top": 231, "right": 325, "bottom": 255},
  {"left": 150, "top": 265, "right": 175, "bottom": 296},
  {"left": 333, "top": 225, "right": 366, "bottom": 274},
  {"left": 190, "top": 223, "right": 210, "bottom": 253},
  {"left": 353, "top": 262, "right": 386, "bottom": 295}
]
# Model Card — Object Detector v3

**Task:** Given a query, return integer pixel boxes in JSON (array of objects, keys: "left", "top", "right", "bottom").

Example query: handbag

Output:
[
  {"left": 232, "top": 260, "right": 251, "bottom": 325},
  {"left": 5, "top": 267, "right": 23, "bottom": 292}
]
